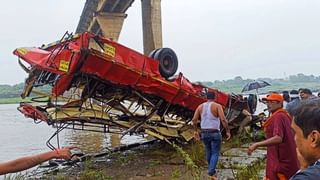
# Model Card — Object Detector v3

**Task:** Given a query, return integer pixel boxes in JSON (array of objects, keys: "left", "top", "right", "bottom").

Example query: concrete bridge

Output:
[{"left": 76, "top": 0, "right": 162, "bottom": 55}]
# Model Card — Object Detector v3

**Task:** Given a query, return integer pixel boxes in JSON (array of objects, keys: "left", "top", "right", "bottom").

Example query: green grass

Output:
[
  {"left": 235, "top": 160, "right": 265, "bottom": 180},
  {"left": 40, "top": 159, "right": 112, "bottom": 180},
  {"left": 187, "top": 142, "right": 206, "bottom": 166},
  {"left": 229, "top": 133, "right": 252, "bottom": 148},
  {"left": 80, "top": 169, "right": 112, "bottom": 180},
  {"left": 171, "top": 169, "right": 182, "bottom": 179},
  {"left": 171, "top": 142, "right": 201, "bottom": 180},
  {"left": 113, "top": 152, "right": 137, "bottom": 166},
  {"left": 0, "top": 97, "right": 31, "bottom": 104}
]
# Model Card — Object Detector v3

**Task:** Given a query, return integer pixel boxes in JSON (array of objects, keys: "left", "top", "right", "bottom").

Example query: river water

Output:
[{"left": 0, "top": 104, "right": 146, "bottom": 178}]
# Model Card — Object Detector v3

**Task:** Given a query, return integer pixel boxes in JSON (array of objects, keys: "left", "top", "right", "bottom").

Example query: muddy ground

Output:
[
  {"left": 35, "top": 135, "right": 265, "bottom": 180},
  {"left": 39, "top": 141, "right": 215, "bottom": 180}
]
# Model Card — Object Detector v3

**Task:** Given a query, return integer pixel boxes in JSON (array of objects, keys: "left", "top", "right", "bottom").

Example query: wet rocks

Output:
[{"left": 214, "top": 145, "right": 266, "bottom": 180}]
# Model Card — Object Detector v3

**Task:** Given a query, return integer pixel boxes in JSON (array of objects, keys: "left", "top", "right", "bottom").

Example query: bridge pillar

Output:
[
  {"left": 141, "top": 0, "right": 163, "bottom": 55},
  {"left": 95, "top": 12, "right": 127, "bottom": 41}
]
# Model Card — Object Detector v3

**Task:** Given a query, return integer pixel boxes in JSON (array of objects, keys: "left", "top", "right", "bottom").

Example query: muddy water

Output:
[{"left": 0, "top": 104, "right": 145, "bottom": 163}]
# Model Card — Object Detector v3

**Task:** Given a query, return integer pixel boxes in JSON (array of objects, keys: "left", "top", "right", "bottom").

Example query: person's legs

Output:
[
  {"left": 238, "top": 115, "right": 252, "bottom": 134},
  {"left": 201, "top": 133, "right": 212, "bottom": 165},
  {"left": 208, "top": 132, "right": 222, "bottom": 176}
]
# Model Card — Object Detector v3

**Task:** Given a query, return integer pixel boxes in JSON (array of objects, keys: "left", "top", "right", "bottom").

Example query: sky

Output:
[{"left": 1, "top": 0, "right": 320, "bottom": 85}]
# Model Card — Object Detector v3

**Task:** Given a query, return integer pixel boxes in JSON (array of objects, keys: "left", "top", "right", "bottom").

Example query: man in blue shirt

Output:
[
  {"left": 289, "top": 99, "right": 320, "bottom": 180},
  {"left": 286, "top": 89, "right": 300, "bottom": 112}
]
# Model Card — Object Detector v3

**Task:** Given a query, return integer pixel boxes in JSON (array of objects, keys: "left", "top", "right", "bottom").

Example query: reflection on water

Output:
[
  {"left": 62, "top": 130, "right": 105, "bottom": 153},
  {"left": 0, "top": 104, "right": 146, "bottom": 164},
  {"left": 61, "top": 131, "right": 133, "bottom": 153}
]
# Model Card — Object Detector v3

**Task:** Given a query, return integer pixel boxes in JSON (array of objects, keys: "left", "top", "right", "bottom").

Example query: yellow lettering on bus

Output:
[
  {"left": 16, "top": 48, "right": 28, "bottom": 56},
  {"left": 59, "top": 60, "right": 70, "bottom": 72},
  {"left": 103, "top": 44, "right": 116, "bottom": 57}
]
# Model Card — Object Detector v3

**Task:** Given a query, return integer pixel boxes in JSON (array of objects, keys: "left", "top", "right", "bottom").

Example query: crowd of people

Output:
[{"left": 193, "top": 88, "right": 320, "bottom": 180}]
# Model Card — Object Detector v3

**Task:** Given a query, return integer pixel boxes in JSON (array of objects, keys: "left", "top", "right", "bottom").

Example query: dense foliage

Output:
[
  {"left": 0, "top": 83, "right": 25, "bottom": 98},
  {"left": 200, "top": 73, "right": 320, "bottom": 94},
  {"left": 0, "top": 83, "right": 50, "bottom": 98}
]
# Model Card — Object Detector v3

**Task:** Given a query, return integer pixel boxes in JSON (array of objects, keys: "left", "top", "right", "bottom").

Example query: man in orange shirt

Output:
[{"left": 248, "top": 93, "right": 299, "bottom": 180}]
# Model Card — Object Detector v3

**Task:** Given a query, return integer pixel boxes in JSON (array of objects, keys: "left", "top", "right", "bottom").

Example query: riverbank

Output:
[
  {"left": 32, "top": 133, "right": 266, "bottom": 180},
  {"left": 0, "top": 97, "right": 31, "bottom": 104}
]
